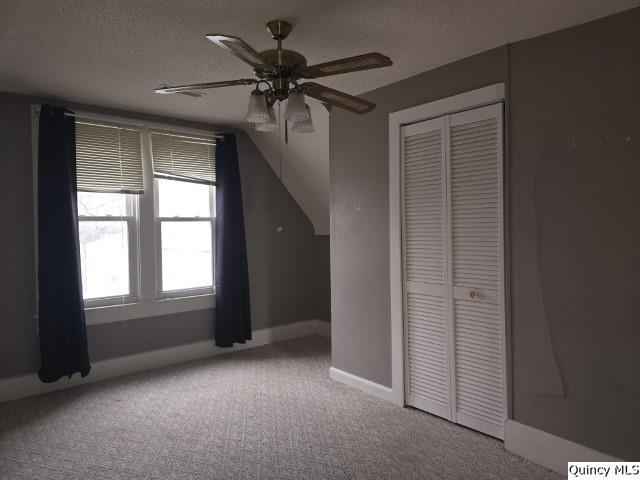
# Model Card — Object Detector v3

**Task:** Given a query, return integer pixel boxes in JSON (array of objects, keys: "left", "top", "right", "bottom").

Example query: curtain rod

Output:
[{"left": 32, "top": 105, "right": 225, "bottom": 140}]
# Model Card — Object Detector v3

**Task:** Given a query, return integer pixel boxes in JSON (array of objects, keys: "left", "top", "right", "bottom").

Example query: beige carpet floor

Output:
[{"left": 0, "top": 336, "right": 560, "bottom": 479}]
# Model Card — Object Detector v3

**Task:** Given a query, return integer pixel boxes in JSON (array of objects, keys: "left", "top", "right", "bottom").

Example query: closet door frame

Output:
[{"left": 389, "top": 83, "right": 508, "bottom": 421}]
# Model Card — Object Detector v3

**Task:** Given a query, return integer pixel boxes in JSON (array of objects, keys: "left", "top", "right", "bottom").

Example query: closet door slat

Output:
[
  {"left": 401, "top": 102, "right": 505, "bottom": 440},
  {"left": 402, "top": 117, "right": 451, "bottom": 420},
  {"left": 450, "top": 104, "right": 505, "bottom": 439}
]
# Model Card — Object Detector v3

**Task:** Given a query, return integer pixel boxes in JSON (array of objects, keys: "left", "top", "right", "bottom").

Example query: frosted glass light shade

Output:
[
  {"left": 255, "top": 106, "right": 277, "bottom": 132},
  {"left": 284, "top": 91, "right": 309, "bottom": 122},
  {"left": 291, "top": 105, "right": 314, "bottom": 133},
  {"left": 245, "top": 91, "right": 269, "bottom": 124}
]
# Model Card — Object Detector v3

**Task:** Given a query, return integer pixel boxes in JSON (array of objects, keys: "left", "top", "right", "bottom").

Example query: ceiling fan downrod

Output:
[{"left": 255, "top": 20, "right": 306, "bottom": 102}]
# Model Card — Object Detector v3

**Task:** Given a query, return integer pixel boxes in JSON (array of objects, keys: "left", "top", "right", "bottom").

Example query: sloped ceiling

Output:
[{"left": 2, "top": 0, "right": 639, "bottom": 233}]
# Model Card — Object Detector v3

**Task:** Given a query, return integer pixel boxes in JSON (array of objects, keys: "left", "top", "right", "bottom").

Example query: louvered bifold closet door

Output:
[
  {"left": 449, "top": 103, "right": 505, "bottom": 439},
  {"left": 401, "top": 116, "right": 451, "bottom": 420}
]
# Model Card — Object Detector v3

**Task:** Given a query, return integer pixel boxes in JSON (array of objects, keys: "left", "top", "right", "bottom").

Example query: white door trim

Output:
[
  {"left": 388, "top": 83, "right": 506, "bottom": 408},
  {"left": 389, "top": 83, "right": 505, "bottom": 127}
]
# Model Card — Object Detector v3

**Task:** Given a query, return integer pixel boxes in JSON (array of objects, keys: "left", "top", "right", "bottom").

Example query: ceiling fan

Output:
[{"left": 155, "top": 20, "right": 392, "bottom": 133}]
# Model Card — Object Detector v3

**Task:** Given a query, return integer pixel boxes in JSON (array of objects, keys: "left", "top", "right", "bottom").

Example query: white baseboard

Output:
[
  {"left": 329, "top": 367, "right": 394, "bottom": 402},
  {"left": 505, "top": 420, "right": 621, "bottom": 475},
  {"left": 312, "top": 319, "right": 331, "bottom": 338},
  {"left": 0, "top": 319, "right": 326, "bottom": 404}
]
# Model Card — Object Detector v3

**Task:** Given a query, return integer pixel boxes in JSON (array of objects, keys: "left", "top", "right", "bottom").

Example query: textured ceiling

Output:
[{"left": 2, "top": 0, "right": 639, "bottom": 233}]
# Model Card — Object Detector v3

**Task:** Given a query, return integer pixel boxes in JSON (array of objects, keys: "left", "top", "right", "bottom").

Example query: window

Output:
[
  {"left": 78, "top": 192, "right": 138, "bottom": 304},
  {"left": 156, "top": 179, "right": 214, "bottom": 294},
  {"left": 74, "top": 119, "right": 144, "bottom": 307},
  {"left": 32, "top": 107, "right": 218, "bottom": 315},
  {"left": 151, "top": 131, "right": 217, "bottom": 297}
]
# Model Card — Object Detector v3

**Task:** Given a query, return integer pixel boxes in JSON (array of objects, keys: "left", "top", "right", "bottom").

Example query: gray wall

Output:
[
  {"left": 509, "top": 9, "right": 640, "bottom": 459},
  {"left": 0, "top": 92, "right": 323, "bottom": 379},
  {"left": 330, "top": 8, "right": 639, "bottom": 460},
  {"left": 313, "top": 235, "right": 331, "bottom": 321},
  {"left": 330, "top": 47, "right": 506, "bottom": 386}
]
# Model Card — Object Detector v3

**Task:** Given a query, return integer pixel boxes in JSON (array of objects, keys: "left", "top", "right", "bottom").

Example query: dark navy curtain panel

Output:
[
  {"left": 37, "top": 105, "right": 91, "bottom": 382},
  {"left": 214, "top": 133, "right": 252, "bottom": 347}
]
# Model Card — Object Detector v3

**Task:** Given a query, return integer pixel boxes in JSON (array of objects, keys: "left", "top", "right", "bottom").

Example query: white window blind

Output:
[
  {"left": 75, "top": 121, "right": 144, "bottom": 194},
  {"left": 150, "top": 132, "right": 216, "bottom": 185}
]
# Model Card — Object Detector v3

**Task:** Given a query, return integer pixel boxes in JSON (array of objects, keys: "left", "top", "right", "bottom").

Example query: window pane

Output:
[
  {"left": 157, "top": 178, "right": 212, "bottom": 218},
  {"left": 79, "top": 221, "right": 130, "bottom": 299},
  {"left": 161, "top": 221, "right": 212, "bottom": 291},
  {"left": 77, "top": 191, "right": 128, "bottom": 217}
]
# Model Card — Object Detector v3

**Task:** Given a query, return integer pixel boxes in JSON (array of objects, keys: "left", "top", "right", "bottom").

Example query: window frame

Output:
[
  {"left": 78, "top": 193, "right": 140, "bottom": 308},
  {"left": 153, "top": 177, "right": 216, "bottom": 298},
  {"left": 31, "top": 105, "right": 219, "bottom": 325}
]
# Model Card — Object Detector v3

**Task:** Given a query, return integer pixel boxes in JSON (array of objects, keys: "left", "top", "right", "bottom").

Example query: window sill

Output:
[{"left": 84, "top": 294, "right": 215, "bottom": 326}]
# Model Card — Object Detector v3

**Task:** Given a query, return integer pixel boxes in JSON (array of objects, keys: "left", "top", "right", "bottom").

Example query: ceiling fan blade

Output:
[
  {"left": 303, "top": 52, "right": 392, "bottom": 79},
  {"left": 301, "top": 82, "right": 375, "bottom": 114},
  {"left": 206, "top": 34, "right": 272, "bottom": 69},
  {"left": 155, "top": 79, "right": 256, "bottom": 94}
]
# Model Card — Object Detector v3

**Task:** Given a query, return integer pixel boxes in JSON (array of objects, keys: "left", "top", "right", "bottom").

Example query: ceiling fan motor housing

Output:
[
  {"left": 255, "top": 49, "right": 307, "bottom": 101},
  {"left": 256, "top": 20, "right": 305, "bottom": 101}
]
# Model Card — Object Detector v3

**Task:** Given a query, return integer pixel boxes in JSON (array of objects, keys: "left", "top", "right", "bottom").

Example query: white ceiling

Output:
[{"left": 2, "top": 0, "right": 638, "bottom": 233}]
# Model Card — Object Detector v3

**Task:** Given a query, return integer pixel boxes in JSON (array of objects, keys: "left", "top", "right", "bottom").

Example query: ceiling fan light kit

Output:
[
  {"left": 255, "top": 106, "right": 278, "bottom": 132},
  {"left": 156, "top": 19, "right": 392, "bottom": 133},
  {"left": 291, "top": 105, "right": 315, "bottom": 133},
  {"left": 284, "top": 90, "right": 309, "bottom": 122},
  {"left": 246, "top": 89, "right": 270, "bottom": 123}
]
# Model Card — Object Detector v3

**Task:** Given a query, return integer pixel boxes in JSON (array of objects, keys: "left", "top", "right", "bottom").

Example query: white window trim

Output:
[
  {"left": 79, "top": 195, "right": 140, "bottom": 308},
  {"left": 84, "top": 294, "right": 215, "bottom": 325},
  {"left": 31, "top": 104, "right": 219, "bottom": 325},
  {"left": 153, "top": 177, "right": 216, "bottom": 299}
]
